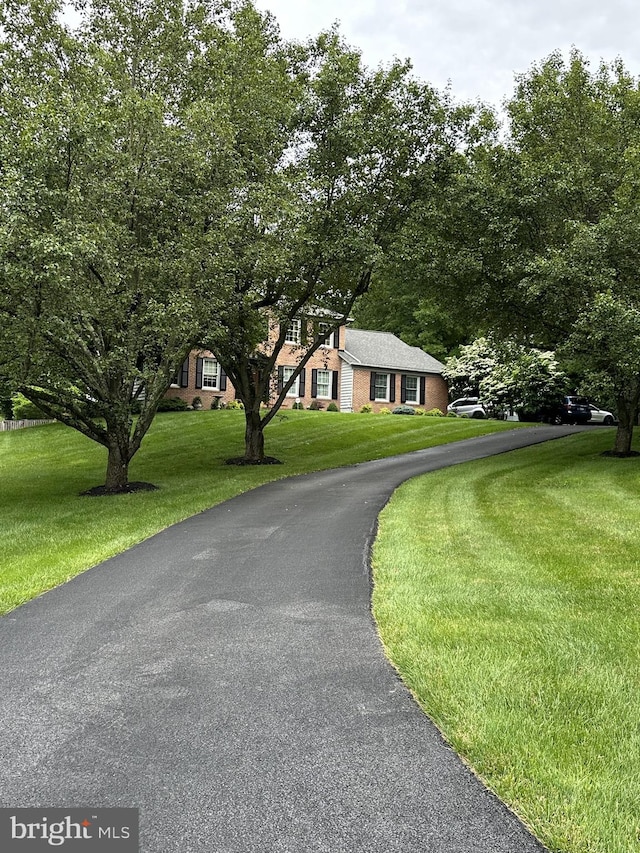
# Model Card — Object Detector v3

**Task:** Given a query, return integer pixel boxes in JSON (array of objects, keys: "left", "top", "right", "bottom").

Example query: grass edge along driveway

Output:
[
  {"left": 372, "top": 428, "right": 640, "bottom": 853},
  {"left": 1, "top": 408, "right": 520, "bottom": 615}
]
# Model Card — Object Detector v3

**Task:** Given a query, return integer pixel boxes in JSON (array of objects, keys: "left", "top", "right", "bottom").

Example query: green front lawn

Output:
[
  {"left": 372, "top": 428, "right": 639, "bottom": 853},
  {"left": 1, "top": 409, "right": 516, "bottom": 614},
  {"left": 4, "top": 410, "right": 635, "bottom": 853}
]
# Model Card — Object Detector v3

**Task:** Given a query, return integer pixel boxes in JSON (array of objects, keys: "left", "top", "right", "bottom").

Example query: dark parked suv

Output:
[{"left": 538, "top": 395, "right": 592, "bottom": 425}]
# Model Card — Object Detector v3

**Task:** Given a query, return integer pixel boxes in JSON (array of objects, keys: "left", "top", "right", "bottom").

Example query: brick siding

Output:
[
  {"left": 163, "top": 323, "right": 449, "bottom": 413},
  {"left": 351, "top": 368, "right": 448, "bottom": 414},
  {"left": 164, "top": 350, "right": 237, "bottom": 409}
]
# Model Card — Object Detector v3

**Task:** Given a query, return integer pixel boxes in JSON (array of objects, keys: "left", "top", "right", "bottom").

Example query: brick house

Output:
[
  {"left": 339, "top": 329, "right": 448, "bottom": 413},
  {"left": 165, "top": 320, "right": 447, "bottom": 413}
]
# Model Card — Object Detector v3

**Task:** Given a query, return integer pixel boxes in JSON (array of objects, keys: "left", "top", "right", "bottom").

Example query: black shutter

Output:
[
  {"left": 277, "top": 366, "right": 284, "bottom": 394},
  {"left": 331, "top": 371, "right": 339, "bottom": 400},
  {"left": 370, "top": 372, "right": 376, "bottom": 401},
  {"left": 333, "top": 330, "right": 340, "bottom": 349},
  {"left": 195, "top": 357, "right": 203, "bottom": 390},
  {"left": 400, "top": 374, "right": 407, "bottom": 404},
  {"left": 389, "top": 373, "right": 396, "bottom": 403},
  {"left": 220, "top": 366, "right": 227, "bottom": 391},
  {"left": 179, "top": 357, "right": 189, "bottom": 388},
  {"left": 420, "top": 377, "right": 426, "bottom": 405},
  {"left": 299, "top": 368, "right": 306, "bottom": 397},
  {"left": 311, "top": 369, "right": 318, "bottom": 398}
]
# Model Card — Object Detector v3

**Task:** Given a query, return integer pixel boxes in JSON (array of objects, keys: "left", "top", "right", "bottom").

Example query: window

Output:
[
  {"left": 374, "top": 373, "right": 389, "bottom": 401},
  {"left": 195, "top": 356, "right": 227, "bottom": 392},
  {"left": 316, "top": 369, "right": 331, "bottom": 398},
  {"left": 282, "top": 366, "right": 299, "bottom": 396},
  {"left": 370, "top": 371, "right": 396, "bottom": 403},
  {"left": 318, "top": 322, "right": 334, "bottom": 347},
  {"left": 202, "top": 358, "right": 220, "bottom": 390},
  {"left": 285, "top": 319, "right": 301, "bottom": 345},
  {"left": 401, "top": 374, "right": 424, "bottom": 405},
  {"left": 404, "top": 375, "right": 419, "bottom": 404}
]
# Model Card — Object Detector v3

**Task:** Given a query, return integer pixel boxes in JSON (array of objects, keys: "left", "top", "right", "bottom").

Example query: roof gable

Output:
[{"left": 341, "top": 329, "right": 444, "bottom": 374}]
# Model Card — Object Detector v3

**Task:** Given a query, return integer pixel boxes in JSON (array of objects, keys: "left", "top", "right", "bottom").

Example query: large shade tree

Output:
[
  {"left": 463, "top": 52, "right": 640, "bottom": 452},
  {"left": 501, "top": 50, "right": 640, "bottom": 453},
  {"left": 203, "top": 33, "right": 480, "bottom": 462},
  {"left": 368, "top": 51, "right": 640, "bottom": 454},
  {"left": 0, "top": 0, "right": 273, "bottom": 490}
]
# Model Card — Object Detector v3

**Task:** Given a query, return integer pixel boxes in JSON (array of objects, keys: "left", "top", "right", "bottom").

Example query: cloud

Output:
[{"left": 257, "top": 0, "right": 640, "bottom": 107}]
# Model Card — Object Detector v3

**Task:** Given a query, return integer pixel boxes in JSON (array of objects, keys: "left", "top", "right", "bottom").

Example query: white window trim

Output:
[
  {"left": 283, "top": 366, "right": 300, "bottom": 397},
  {"left": 202, "top": 357, "right": 220, "bottom": 391},
  {"left": 285, "top": 319, "right": 301, "bottom": 345},
  {"left": 316, "top": 369, "right": 332, "bottom": 399}
]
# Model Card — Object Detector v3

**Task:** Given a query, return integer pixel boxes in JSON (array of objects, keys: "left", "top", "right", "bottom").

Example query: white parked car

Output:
[
  {"left": 447, "top": 397, "right": 486, "bottom": 419},
  {"left": 588, "top": 404, "right": 616, "bottom": 425}
]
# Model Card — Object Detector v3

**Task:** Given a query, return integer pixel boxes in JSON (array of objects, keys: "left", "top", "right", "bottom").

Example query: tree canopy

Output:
[
  {"left": 0, "top": 0, "right": 288, "bottom": 488},
  {"left": 502, "top": 50, "right": 640, "bottom": 451},
  {"left": 0, "top": 0, "right": 489, "bottom": 471},
  {"left": 351, "top": 103, "right": 497, "bottom": 359},
  {"left": 4, "top": 2, "right": 640, "bottom": 481},
  {"left": 201, "top": 30, "right": 478, "bottom": 461},
  {"left": 375, "top": 49, "right": 640, "bottom": 453}
]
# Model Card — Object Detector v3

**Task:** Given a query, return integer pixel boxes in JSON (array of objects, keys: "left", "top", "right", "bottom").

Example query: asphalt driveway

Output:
[{"left": 0, "top": 427, "right": 582, "bottom": 851}]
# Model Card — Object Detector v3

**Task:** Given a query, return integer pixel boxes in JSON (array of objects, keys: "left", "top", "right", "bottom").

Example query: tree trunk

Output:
[
  {"left": 244, "top": 407, "right": 265, "bottom": 463},
  {"left": 613, "top": 421, "right": 634, "bottom": 455},
  {"left": 612, "top": 386, "right": 640, "bottom": 455},
  {"left": 105, "top": 440, "right": 131, "bottom": 491}
]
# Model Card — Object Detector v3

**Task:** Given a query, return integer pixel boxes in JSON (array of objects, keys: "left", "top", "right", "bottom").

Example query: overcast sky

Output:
[{"left": 253, "top": 0, "right": 640, "bottom": 108}]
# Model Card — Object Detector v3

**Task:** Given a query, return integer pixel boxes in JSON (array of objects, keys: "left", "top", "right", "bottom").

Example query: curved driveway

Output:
[{"left": 0, "top": 427, "right": 581, "bottom": 851}]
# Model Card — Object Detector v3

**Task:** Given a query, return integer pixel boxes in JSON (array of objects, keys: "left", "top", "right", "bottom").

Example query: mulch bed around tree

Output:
[
  {"left": 81, "top": 482, "right": 159, "bottom": 496},
  {"left": 225, "top": 456, "right": 283, "bottom": 466}
]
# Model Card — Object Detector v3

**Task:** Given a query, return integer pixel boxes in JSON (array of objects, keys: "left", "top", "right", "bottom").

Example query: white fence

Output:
[{"left": 0, "top": 419, "right": 56, "bottom": 431}]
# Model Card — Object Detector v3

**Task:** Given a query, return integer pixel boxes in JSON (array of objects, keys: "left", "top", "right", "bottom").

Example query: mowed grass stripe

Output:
[{"left": 371, "top": 428, "right": 640, "bottom": 853}]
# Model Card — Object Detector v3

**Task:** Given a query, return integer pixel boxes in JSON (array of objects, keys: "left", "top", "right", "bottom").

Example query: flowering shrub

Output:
[
  {"left": 444, "top": 336, "right": 566, "bottom": 416},
  {"left": 443, "top": 337, "right": 496, "bottom": 398}
]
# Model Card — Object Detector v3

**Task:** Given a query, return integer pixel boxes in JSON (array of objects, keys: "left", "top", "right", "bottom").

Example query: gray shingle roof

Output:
[{"left": 341, "top": 329, "right": 444, "bottom": 374}]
